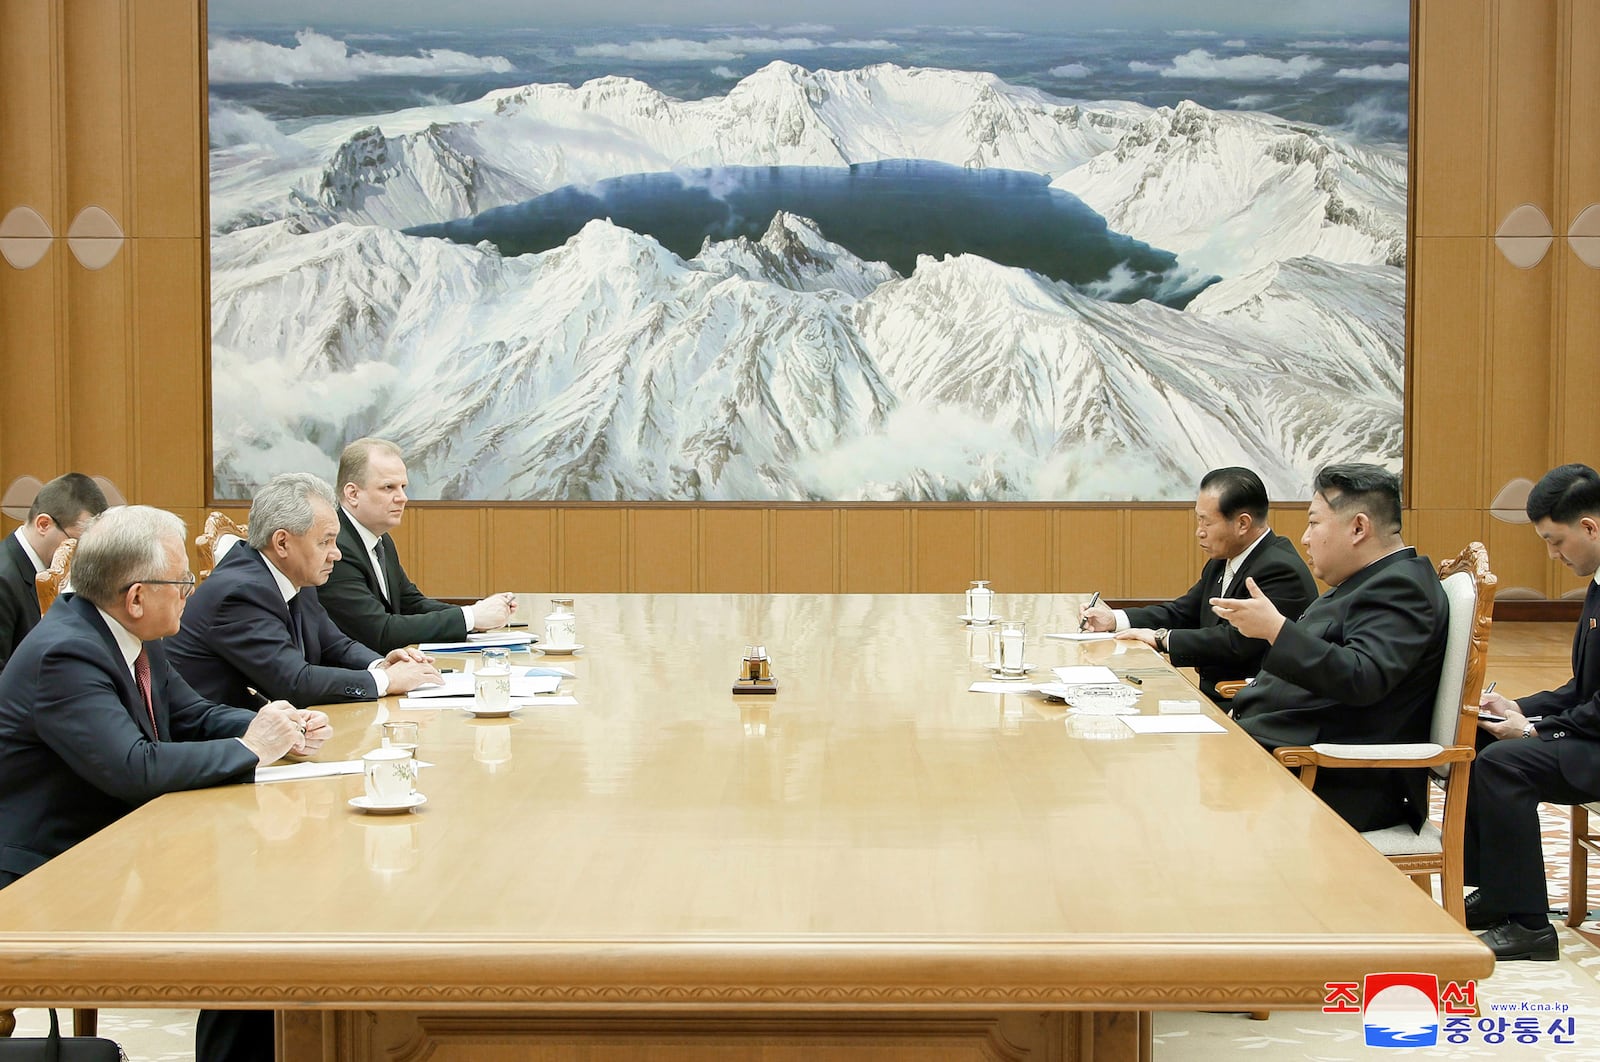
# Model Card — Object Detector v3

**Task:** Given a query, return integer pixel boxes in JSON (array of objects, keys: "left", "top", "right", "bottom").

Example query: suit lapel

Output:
[
  {"left": 1577, "top": 580, "right": 1600, "bottom": 680},
  {"left": 72, "top": 596, "right": 160, "bottom": 741},
  {"left": 3, "top": 536, "right": 39, "bottom": 612},
  {"left": 338, "top": 508, "right": 392, "bottom": 609},
  {"left": 379, "top": 535, "right": 401, "bottom": 612}
]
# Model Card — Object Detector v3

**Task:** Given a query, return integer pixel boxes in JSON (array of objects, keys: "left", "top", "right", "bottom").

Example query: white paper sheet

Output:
[
  {"left": 254, "top": 760, "right": 364, "bottom": 784},
  {"left": 418, "top": 631, "right": 535, "bottom": 652},
  {"left": 1051, "top": 665, "right": 1120, "bottom": 685},
  {"left": 1119, "top": 715, "right": 1226, "bottom": 735},
  {"left": 402, "top": 673, "right": 561, "bottom": 698},
  {"left": 968, "top": 682, "right": 1040, "bottom": 694},
  {"left": 1043, "top": 632, "right": 1114, "bottom": 642}
]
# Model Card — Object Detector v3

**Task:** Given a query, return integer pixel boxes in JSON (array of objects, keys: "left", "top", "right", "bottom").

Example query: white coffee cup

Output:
[{"left": 363, "top": 747, "right": 416, "bottom": 803}]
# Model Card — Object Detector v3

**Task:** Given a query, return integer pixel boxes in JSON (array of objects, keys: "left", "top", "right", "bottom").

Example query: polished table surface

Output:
[{"left": 0, "top": 594, "right": 1490, "bottom": 1021}]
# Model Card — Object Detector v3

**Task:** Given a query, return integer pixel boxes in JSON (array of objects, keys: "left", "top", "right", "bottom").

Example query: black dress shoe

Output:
[
  {"left": 1464, "top": 889, "right": 1506, "bottom": 931},
  {"left": 1477, "top": 919, "right": 1559, "bottom": 961}
]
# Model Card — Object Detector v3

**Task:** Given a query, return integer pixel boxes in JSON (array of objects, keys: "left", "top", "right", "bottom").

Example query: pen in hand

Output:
[
  {"left": 1080, "top": 591, "right": 1101, "bottom": 632},
  {"left": 1483, "top": 681, "right": 1497, "bottom": 697}
]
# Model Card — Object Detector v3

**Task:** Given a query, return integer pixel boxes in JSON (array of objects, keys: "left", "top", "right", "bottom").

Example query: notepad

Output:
[
  {"left": 255, "top": 759, "right": 434, "bottom": 783},
  {"left": 405, "top": 673, "right": 561, "bottom": 699},
  {"left": 1044, "top": 632, "right": 1114, "bottom": 642},
  {"left": 419, "top": 631, "right": 536, "bottom": 652},
  {"left": 1119, "top": 715, "right": 1226, "bottom": 735}
]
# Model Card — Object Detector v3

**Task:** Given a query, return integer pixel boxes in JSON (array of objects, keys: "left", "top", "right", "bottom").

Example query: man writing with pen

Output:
[{"left": 1079, "top": 467, "right": 1316, "bottom": 703}]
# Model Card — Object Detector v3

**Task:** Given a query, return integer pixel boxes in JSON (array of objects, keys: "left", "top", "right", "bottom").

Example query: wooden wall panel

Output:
[
  {"left": 1485, "top": 518, "right": 1553, "bottom": 598},
  {"left": 984, "top": 510, "right": 1048, "bottom": 593},
  {"left": 771, "top": 510, "right": 835, "bottom": 593},
  {"left": 409, "top": 508, "right": 485, "bottom": 599},
  {"left": 128, "top": 0, "right": 199, "bottom": 236},
  {"left": 1493, "top": 0, "right": 1559, "bottom": 223},
  {"left": 1054, "top": 510, "right": 1123, "bottom": 596},
  {"left": 1558, "top": 249, "right": 1600, "bottom": 461},
  {"left": 61, "top": 0, "right": 126, "bottom": 225},
  {"left": 133, "top": 238, "right": 204, "bottom": 507},
  {"left": 1485, "top": 253, "right": 1553, "bottom": 491},
  {"left": 0, "top": 250, "right": 61, "bottom": 480},
  {"left": 559, "top": 509, "right": 624, "bottom": 592},
  {"left": 1415, "top": 0, "right": 1489, "bottom": 236},
  {"left": 1410, "top": 510, "right": 1487, "bottom": 573},
  {"left": 0, "top": 0, "right": 58, "bottom": 223},
  {"left": 629, "top": 509, "right": 694, "bottom": 592},
  {"left": 701, "top": 510, "right": 764, "bottom": 593},
  {"left": 64, "top": 251, "right": 131, "bottom": 487},
  {"left": 841, "top": 509, "right": 908, "bottom": 592},
  {"left": 1125, "top": 510, "right": 1198, "bottom": 600},
  {"left": 1566, "top": 0, "right": 1600, "bottom": 225},
  {"left": 913, "top": 509, "right": 978, "bottom": 592},
  {"left": 488, "top": 508, "right": 555, "bottom": 592},
  {"left": 1410, "top": 238, "right": 1486, "bottom": 508}
]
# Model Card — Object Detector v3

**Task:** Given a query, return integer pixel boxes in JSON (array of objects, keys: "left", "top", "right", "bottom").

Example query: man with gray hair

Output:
[
  {"left": 169, "top": 473, "right": 440, "bottom": 707},
  {"left": 0, "top": 505, "right": 327, "bottom": 1062}
]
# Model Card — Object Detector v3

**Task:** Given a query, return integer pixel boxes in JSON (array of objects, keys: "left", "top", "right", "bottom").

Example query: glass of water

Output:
[{"left": 998, "top": 619, "right": 1027, "bottom": 674}]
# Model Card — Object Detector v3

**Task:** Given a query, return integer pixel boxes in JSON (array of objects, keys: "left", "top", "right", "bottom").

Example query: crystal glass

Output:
[
  {"left": 998, "top": 619, "right": 1027, "bottom": 673},
  {"left": 965, "top": 580, "right": 994, "bottom": 622}
]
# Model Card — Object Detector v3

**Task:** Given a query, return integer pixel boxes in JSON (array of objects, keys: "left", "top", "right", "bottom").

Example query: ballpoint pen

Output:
[{"left": 1079, "top": 591, "right": 1101, "bottom": 632}]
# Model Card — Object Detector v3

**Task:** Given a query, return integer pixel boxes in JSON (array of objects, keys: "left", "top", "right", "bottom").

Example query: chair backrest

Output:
[
  {"left": 34, "top": 538, "right": 77, "bottom": 615},
  {"left": 1431, "top": 542, "right": 1497, "bottom": 772},
  {"left": 197, "top": 511, "right": 248, "bottom": 581}
]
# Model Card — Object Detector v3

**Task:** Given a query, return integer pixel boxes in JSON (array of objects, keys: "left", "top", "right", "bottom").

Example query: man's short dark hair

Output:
[
  {"left": 1526, "top": 463, "right": 1600, "bottom": 525},
  {"left": 28, "top": 473, "right": 109, "bottom": 528},
  {"left": 1199, "top": 467, "right": 1269, "bottom": 523},
  {"left": 1313, "top": 463, "right": 1402, "bottom": 536}
]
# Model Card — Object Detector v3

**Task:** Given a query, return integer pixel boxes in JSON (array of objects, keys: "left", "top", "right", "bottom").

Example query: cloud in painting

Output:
[
  {"left": 1340, "top": 96, "right": 1408, "bottom": 141},
  {"left": 1289, "top": 39, "right": 1407, "bottom": 51},
  {"left": 1168, "top": 29, "right": 1221, "bottom": 38},
  {"left": 1133, "top": 48, "right": 1323, "bottom": 81},
  {"left": 1223, "top": 39, "right": 1247, "bottom": 48},
  {"left": 208, "top": 29, "right": 512, "bottom": 84},
  {"left": 575, "top": 35, "right": 895, "bottom": 62},
  {"left": 208, "top": 101, "right": 314, "bottom": 156},
  {"left": 1227, "top": 94, "right": 1272, "bottom": 109},
  {"left": 711, "top": 65, "right": 741, "bottom": 78},
  {"left": 1049, "top": 63, "right": 1090, "bottom": 78},
  {"left": 1335, "top": 63, "right": 1408, "bottom": 81}
]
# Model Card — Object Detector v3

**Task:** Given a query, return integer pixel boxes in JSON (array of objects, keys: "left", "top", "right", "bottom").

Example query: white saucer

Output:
[
  {"left": 349, "top": 793, "right": 427, "bottom": 814},
  {"left": 535, "top": 644, "right": 584, "bottom": 656},
  {"left": 463, "top": 704, "right": 522, "bottom": 718},
  {"left": 957, "top": 614, "right": 998, "bottom": 625},
  {"left": 981, "top": 663, "right": 1036, "bottom": 680}
]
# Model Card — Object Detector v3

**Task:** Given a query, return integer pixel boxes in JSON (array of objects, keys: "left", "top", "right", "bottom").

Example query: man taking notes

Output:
[
  {"left": 0, "top": 505, "right": 326, "bottom": 1062},
  {"left": 168, "top": 473, "right": 440, "bottom": 707},
  {"left": 0, "top": 472, "right": 109, "bottom": 672},
  {"left": 1463, "top": 463, "right": 1600, "bottom": 962},
  {"left": 1213, "top": 463, "right": 1447, "bottom": 835},
  {"left": 320, "top": 437, "right": 515, "bottom": 652},
  {"left": 1078, "top": 467, "right": 1316, "bottom": 702}
]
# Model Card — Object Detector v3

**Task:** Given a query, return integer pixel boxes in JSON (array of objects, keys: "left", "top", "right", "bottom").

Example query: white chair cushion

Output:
[
  {"left": 215, "top": 533, "right": 242, "bottom": 563},
  {"left": 1365, "top": 820, "right": 1443, "bottom": 857},
  {"left": 1432, "top": 571, "right": 1477, "bottom": 750},
  {"left": 1310, "top": 741, "right": 1445, "bottom": 762}
]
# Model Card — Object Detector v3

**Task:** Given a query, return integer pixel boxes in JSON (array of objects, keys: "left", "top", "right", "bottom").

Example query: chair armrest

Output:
[
  {"left": 1275, "top": 743, "right": 1476, "bottom": 771},
  {"left": 1213, "top": 680, "right": 1249, "bottom": 700}
]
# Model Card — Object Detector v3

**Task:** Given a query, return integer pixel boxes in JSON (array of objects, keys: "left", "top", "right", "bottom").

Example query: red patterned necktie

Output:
[{"left": 133, "top": 648, "right": 159, "bottom": 739}]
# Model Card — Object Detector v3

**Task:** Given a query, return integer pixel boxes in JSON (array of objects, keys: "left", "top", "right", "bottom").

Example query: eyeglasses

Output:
[{"left": 121, "top": 574, "right": 197, "bottom": 599}]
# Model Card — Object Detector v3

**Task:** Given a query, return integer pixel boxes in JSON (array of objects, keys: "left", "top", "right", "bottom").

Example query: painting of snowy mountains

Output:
[{"left": 208, "top": 4, "right": 1410, "bottom": 501}]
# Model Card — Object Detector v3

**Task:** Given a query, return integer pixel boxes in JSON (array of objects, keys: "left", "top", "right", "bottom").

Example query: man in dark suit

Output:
[
  {"left": 168, "top": 473, "right": 440, "bottom": 708},
  {"left": 319, "top": 437, "right": 515, "bottom": 652},
  {"left": 0, "top": 472, "right": 108, "bottom": 673},
  {"left": 0, "top": 505, "right": 328, "bottom": 1062},
  {"left": 1078, "top": 467, "right": 1317, "bottom": 702},
  {"left": 1463, "top": 463, "right": 1600, "bottom": 962},
  {"left": 1214, "top": 463, "right": 1447, "bottom": 836}
]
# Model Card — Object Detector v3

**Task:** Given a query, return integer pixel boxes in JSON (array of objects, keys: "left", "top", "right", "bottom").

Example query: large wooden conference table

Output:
[{"left": 0, "top": 594, "right": 1490, "bottom": 1061}]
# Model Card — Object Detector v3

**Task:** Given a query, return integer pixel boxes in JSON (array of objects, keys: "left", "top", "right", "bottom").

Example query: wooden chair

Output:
[
  {"left": 196, "top": 511, "right": 248, "bottom": 580},
  {"left": 1566, "top": 804, "right": 1600, "bottom": 926},
  {"left": 34, "top": 538, "right": 77, "bottom": 615},
  {"left": 1272, "top": 542, "right": 1497, "bottom": 926}
]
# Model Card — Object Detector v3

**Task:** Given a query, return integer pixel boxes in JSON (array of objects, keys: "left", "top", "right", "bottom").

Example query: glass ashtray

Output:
[{"left": 1062, "top": 684, "right": 1140, "bottom": 715}]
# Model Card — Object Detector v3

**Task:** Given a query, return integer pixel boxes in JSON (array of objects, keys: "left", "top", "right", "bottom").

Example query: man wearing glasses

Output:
[
  {"left": 168, "top": 473, "right": 441, "bottom": 708},
  {"left": 0, "top": 471, "right": 108, "bottom": 673},
  {"left": 0, "top": 504, "right": 325, "bottom": 1061}
]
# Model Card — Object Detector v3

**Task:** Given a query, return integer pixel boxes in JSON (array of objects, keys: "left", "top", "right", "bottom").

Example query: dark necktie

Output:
[
  {"left": 372, "top": 539, "right": 393, "bottom": 608},
  {"left": 288, "top": 593, "right": 306, "bottom": 653},
  {"left": 133, "top": 648, "right": 159, "bottom": 739}
]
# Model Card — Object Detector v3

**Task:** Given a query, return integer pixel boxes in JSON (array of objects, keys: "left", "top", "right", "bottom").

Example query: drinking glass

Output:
[{"left": 998, "top": 619, "right": 1027, "bottom": 673}]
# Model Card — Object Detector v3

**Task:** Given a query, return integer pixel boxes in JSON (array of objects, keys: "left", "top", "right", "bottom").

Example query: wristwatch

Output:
[
  {"left": 1523, "top": 721, "right": 1538, "bottom": 739},
  {"left": 1155, "top": 629, "right": 1170, "bottom": 654}
]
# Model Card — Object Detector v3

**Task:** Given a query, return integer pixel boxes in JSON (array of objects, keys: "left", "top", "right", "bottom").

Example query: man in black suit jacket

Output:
[
  {"left": 1080, "top": 467, "right": 1317, "bottom": 702},
  {"left": 0, "top": 472, "right": 107, "bottom": 673},
  {"left": 319, "top": 438, "right": 515, "bottom": 652},
  {"left": 168, "top": 473, "right": 440, "bottom": 708},
  {"left": 0, "top": 505, "right": 327, "bottom": 1062},
  {"left": 1215, "top": 463, "right": 1447, "bottom": 836},
  {"left": 1464, "top": 463, "right": 1600, "bottom": 962}
]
